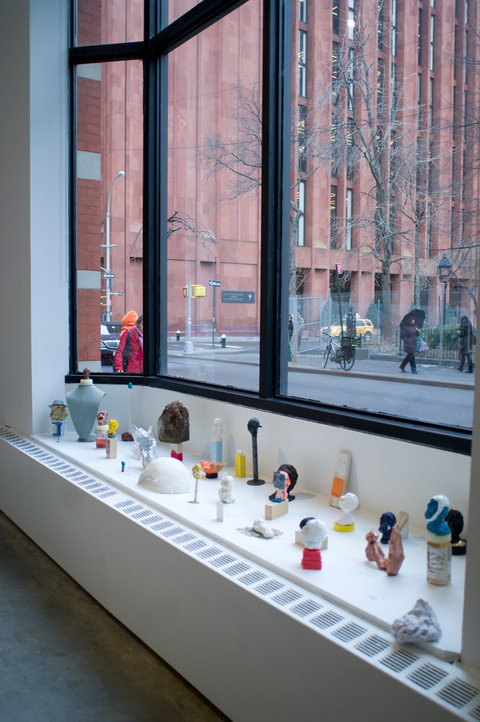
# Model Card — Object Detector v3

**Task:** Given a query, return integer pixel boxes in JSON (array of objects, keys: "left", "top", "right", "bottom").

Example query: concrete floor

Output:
[{"left": 0, "top": 511, "right": 229, "bottom": 722}]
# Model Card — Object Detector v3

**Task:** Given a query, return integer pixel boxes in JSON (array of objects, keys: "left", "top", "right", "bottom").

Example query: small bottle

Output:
[
  {"left": 235, "top": 450, "right": 246, "bottom": 478},
  {"left": 106, "top": 419, "right": 119, "bottom": 459}
]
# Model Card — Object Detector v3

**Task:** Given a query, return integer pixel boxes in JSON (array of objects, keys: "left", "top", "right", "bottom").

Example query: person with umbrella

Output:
[{"left": 399, "top": 311, "right": 423, "bottom": 374}]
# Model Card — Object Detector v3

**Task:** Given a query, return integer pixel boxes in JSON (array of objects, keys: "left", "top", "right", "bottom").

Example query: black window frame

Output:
[{"left": 67, "top": 0, "right": 472, "bottom": 456}]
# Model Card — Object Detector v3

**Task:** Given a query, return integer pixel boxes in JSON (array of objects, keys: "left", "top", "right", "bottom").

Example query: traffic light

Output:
[
  {"left": 182, "top": 285, "right": 205, "bottom": 298},
  {"left": 183, "top": 287, "right": 187, "bottom": 297}
]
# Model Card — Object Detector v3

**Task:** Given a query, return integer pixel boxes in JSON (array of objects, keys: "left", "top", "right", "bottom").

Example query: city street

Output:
[{"left": 167, "top": 338, "right": 475, "bottom": 429}]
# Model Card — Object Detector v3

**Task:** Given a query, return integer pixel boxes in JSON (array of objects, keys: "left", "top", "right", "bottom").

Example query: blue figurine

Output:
[
  {"left": 425, "top": 495, "right": 450, "bottom": 536},
  {"left": 379, "top": 512, "right": 397, "bottom": 544}
]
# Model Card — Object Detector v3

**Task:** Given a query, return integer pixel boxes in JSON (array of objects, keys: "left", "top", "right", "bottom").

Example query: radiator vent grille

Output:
[
  {"left": 332, "top": 622, "right": 368, "bottom": 643},
  {"left": 355, "top": 634, "right": 391, "bottom": 658},
  {"left": 436, "top": 679, "right": 480, "bottom": 709},
  {"left": 290, "top": 599, "right": 323, "bottom": 618},
  {"left": 407, "top": 662, "right": 449, "bottom": 690},
  {"left": 380, "top": 648, "right": 419, "bottom": 673},
  {"left": 310, "top": 610, "right": 344, "bottom": 630}
]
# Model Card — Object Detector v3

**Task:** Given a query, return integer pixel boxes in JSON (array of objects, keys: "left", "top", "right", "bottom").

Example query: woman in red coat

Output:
[{"left": 115, "top": 315, "right": 143, "bottom": 373}]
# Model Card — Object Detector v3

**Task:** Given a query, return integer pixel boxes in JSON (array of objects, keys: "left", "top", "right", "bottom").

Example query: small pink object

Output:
[{"left": 171, "top": 449, "right": 183, "bottom": 461}]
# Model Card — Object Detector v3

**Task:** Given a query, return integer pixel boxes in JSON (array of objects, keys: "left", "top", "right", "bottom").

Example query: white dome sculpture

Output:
[{"left": 138, "top": 456, "right": 192, "bottom": 494}]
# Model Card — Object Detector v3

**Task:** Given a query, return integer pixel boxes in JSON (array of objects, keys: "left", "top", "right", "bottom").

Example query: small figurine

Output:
[
  {"left": 121, "top": 461, "right": 126, "bottom": 472},
  {"left": 299, "top": 517, "right": 327, "bottom": 570},
  {"left": 218, "top": 475, "right": 235, "bottom": 504},
  {"left": 365, "top": 525, "right": 404, "bottom": 576},
  {"left": 131, "top": 425, "right": 158, "bottom": 469},
  {"left": 271, "top": 470, "right": 289, "bottom": 502},
  {"left": 445, "top": 508, "right": 467, "bottom": 555},
  {"left": 106, "top": 419, "right": 119, "bottom": 458},
  {"left": 425, "top": 495, "right": 451, "bottom": 585},
  {"left": 269, "top": 464, "right": 298, "bottom": 502},
  {"left": 247, "top": 417, "right": 265, "bottom": 486},
  {"left": 158, "top": 400, "right": 190, "bottom": 460},
  {"left": 95, "top": 410, "right": 109, "bottom": 448},
  {"left": 378, "top": 511, "right": 397, "bottom": 544},
  {"left": 200, "top": 460, "right": 224, "bottom": 478},
  {"left": 49, "top": 400, "right": 69, "bottom": 441},
  {"left": 189, "top": 463, "right": 202, "bottom": 504},
  {"left": 211, "top": 417, "right": 223, "bottom": 464},
  {"left": 333, "top": 492, "right": 358, "bottom": 531}
]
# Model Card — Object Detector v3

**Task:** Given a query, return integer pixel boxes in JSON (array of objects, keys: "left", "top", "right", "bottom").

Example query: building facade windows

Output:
[{"left": 298, "top": 29, "right": 307, "bottom": 97}]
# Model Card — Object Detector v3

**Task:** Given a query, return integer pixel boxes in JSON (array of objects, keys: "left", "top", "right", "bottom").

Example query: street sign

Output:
[
  {"left": 209, "top": 280, "right": 221, "bottom": 287},
  {"left": 221, "top": 291, "right": 255, "bottom": 303},
  {"left": 102, "top": 272, "right": 116, "bottom": 279}
]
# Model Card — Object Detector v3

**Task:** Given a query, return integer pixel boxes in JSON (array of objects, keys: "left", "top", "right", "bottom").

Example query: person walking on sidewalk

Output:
[
  {"left": 458, "top": 315, "right": 475, "bottom": 373},
  {"left": 399, "top": 316, "right": 420, "bottom": 374}
]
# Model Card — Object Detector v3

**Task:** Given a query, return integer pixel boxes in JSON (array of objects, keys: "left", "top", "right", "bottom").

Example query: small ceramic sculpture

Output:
[
  {"left": 106, "top": 419, "right": 119, "bottom": 458},
  {"left": 391, "top": 599, "right": 442, "bottom": 644},
  {"left": 49, "top": 400, "right": 69, "bottom": 441},
  {"left": 138, "top": 456, "right": 192, "bottom": 494},
  {"left": 299, "top": 517, "right": 327, "bottom": 570},
  {"left": 425, "top": 494, "right": 451, "bottom": 585},
  {"left": 269, "top": 464, "right": 298, "bottom": 502},
  {"left": 333, "top": 492, "right": 359, "bottom": 531},
  {"left": 158, "top": 400, "right": 190, "bottom": 460},
  {"left": 66, "top": 369, "right": 106, "bottom": 442},
  {"left": 365, "top": 524, "right": 404, "bottom": 576},
  {"left": 445, "top": 508, "right": 467, "bottom": 555},
  {"left": 271, "top": 470, "right": 289, "bottom": 502},
  {"left": 200, "top": 460, "right": 224, "bottom": 478},
  {"left": 247, "top": 417, "right": 265, "bottom": 486},
  {"left": 218, "top": 474, "right": 235, "bottom": 504},
  {"left": 378, "top": 511, "right": 397, "bottom": 544},
  {"left": 131, "top": 425, "right": 158, "bottom": 469},
  {"left": 211, "top": 417, "right": 223, "bottom": 464},
  {"left": 189, "top": 463, "right": 202, "bottom": 504}
]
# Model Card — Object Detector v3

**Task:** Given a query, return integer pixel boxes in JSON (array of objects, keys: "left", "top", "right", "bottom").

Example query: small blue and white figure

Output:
[{"left": 210, "top": 417, "right": 223, "bottom": 464}]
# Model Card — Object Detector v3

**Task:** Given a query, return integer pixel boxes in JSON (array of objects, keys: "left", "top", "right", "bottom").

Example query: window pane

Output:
[
  {"left": 75, "top": 61, "right": 143, "bottom": 373},
  {"left": 75, "top": 1, "right": 143, "bottom": 45},
  {"left": 166, "top": 0, "right": 262, "bottom": 391},
  {"left": 283, "top": 0, "right": 478, "bottom": 430}
]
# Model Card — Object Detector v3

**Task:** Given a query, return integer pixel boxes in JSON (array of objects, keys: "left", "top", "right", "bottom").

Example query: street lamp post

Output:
[
  {"left": 438, "top": 253, "right": 452, "bottom": 368},
  {"left": 103, "top": 171, "right": 125, "bottom": 322}
]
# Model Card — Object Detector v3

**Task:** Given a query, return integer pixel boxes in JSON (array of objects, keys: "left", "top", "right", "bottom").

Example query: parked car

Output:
[
  {"left": 101, "top": 322, "right": 121, "bottom": 365},
  {"left": 321, "top": 316, "right": 375, "bottom": 342}
]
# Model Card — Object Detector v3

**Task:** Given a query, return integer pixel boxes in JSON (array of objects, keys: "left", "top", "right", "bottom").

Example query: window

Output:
[
  {"left": 330, "top": 186, "right": 338, "bottom": 249},
  {"left": 345, "top": 188, "right": 353, "bottom": 250},
  {"left": 391, "top": 0, "right": 397, "bottom": 57},
  {"left": 332, "top": 0, "right": 339, "bottom": 35},
  {"left": 70, "top": 0, "right": 477, "bottom": 453},
  {"left": 299, "top": 30, "right": 307, "bottom": 97},
  {"left": 378, "top": 0, "right": 384, "bottom": 52},
  {"left": 298, "top": 104, "right": 307, "bottom": 173},
  {"left": 429, "top": 14, "right": 435, "bottom": 71},
  {"left": 348, "top": 0, "right": 355, "bottom": 40},
  {"left": 418, "top": 8, "right": 423, "bottom": 66},
  {"left": 299, "top": 0, "right": 307, "bottom": 23},
  {"left": 297, "top": 180, "right": 306, "bottom": 247}
]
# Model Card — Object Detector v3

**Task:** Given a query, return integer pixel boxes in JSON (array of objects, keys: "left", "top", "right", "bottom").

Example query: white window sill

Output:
[{"left": 35, "top": 431, "right": 465, "bottom": 661}]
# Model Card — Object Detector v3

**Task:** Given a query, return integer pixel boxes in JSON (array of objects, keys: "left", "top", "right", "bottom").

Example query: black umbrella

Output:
[{"left": 400, "top": 308, "right": 426, "bottom": 330}]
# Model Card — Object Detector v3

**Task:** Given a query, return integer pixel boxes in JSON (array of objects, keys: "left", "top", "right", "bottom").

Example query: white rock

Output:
[
  {"left": 138, "top": 456, "right": 192, "bottom": 494},
  {"left": 391, "top": 598, "right": 441, "bottom": 643}
]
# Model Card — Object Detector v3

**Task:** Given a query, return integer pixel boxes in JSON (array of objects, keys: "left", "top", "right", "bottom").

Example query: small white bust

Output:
[
  {"left": 300, "top": 518, "right": 327, "bottom": 549},
  {"left": 218, "top": 474, "right": 234, "bottom": 503},
  {"left": 336, "top": 492, "right": 359, "bottom": 526}
]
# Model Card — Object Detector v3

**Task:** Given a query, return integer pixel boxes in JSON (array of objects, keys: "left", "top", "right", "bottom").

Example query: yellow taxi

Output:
[{"left": 321, "top": 316, "right": 375, "bottom": 342}]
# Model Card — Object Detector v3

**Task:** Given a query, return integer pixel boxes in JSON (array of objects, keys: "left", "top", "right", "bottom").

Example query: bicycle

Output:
[{"left": 322, "top": 332, "right": 356, "bottom": 371}]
